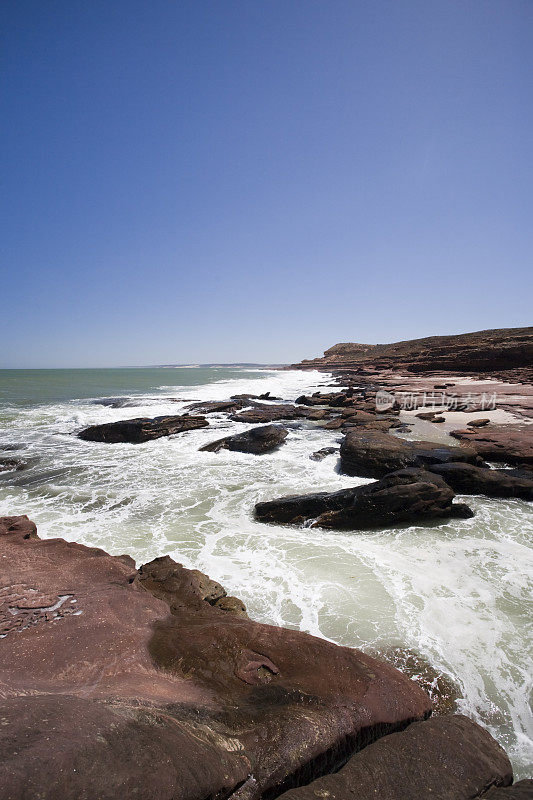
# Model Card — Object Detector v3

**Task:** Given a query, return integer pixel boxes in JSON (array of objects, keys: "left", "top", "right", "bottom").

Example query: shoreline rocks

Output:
[
  {"left": 199, "top": 424, "right": 288, "bottom": 454},
  {"left": 78, "top": 414, "right": 209, "bottom": 443},
  {"left": 1, "top": 515, "right": 435, "bottom": 800},
  {"left": 429, "top": 462, "right": 533, "bottom": 500},
  {"left": 340, "top": 429, "right": 484, "bottom": 478},
  {"left": 255, "top": 468, "right": 474, "bottom": 529}
]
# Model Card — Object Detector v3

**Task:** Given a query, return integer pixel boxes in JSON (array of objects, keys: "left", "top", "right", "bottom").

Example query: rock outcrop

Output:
[
  {"left": 292, "top": 327, "right": 533, "bottom": 374},
  {"left": 429, "top": 462, "right": 533, "bottom": 500},
  {"left": 199, "top": 425, "right": 288, "bottom": 454},
  {"left": 0, "top": 515, "right": 433, "bottom": 800},
  {"left": 450, "top": 426, "right": 533, "bottom": 466},
  {"left": 340, "top": 429, "right": 484, "bottom": 478},
  {"left": 254, "top": 469, "right": 473, "bottom": 529},
  {"left": 275, "top": 715, "right": 513, "bottom": 800},
  {"left": 78, "top": 414, "right": 208, "bottom": 443},
  {"left": 230, "top": 404, "right": 329, "bottom": 423}
]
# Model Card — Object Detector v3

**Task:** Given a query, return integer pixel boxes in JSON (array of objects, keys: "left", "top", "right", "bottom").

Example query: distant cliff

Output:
[{"left": 292, "top": 327, "right": 533, "bottom": 374}]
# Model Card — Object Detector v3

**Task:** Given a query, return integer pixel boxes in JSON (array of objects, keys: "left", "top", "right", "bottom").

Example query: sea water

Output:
[{"left": 0, "top": 366, "right": 531, "bottom": 777}]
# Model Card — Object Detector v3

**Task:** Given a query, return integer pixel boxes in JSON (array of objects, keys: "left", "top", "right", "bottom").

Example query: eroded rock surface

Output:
[
  {"left": 0, "top": 516, "right": 432, "bottom": 800},
  {"left": 450, "top": 426, "right": 533, "bottom": 466},
  {"left": 78, "top": 414, "right": 208, "bottom": 443},
  {"left": 199, "top": 425, "right": 288, "bottom": 454},
  {"left": 429, "top": 462, "right": 533, "bottom": 500},
  {"left": 340, "top": 429, "right": 484, "bottom": 478},
  {"left": 275, "top": 715, "right": 513, "bottom": 800},
  {"left": 254, "top": 469, "right": 473, "bottom": 529}
]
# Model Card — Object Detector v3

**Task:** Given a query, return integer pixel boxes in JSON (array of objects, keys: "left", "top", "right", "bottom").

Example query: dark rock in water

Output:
[
  {"left": 255, "top": 468, "right": 473, "bottom": 529},
  {"left": 185, "top": 400, "right": 245, "bottom": 414},
  {"left": 0, "top": 458, "right": 27, "bottom": 472},
  {"left": 230, "top": 403, "right": 327, "bottom": 423},
  {"left": 0, "top": 516, "right": 432, "bottom": 800},
  {"left": 231, "top": 391, "right": 282, "bottom": 401},
  {"left": 450, "top": 425, "right": 533, "bottom": 466},
  {"left": 468, "top": 418, "right": 491, "bottom": 428},
  {"left": 91, "top": 397, "right": 133, "bottom": 408},
  {"left": 340, "top": 429, "right": 484, "bottom": 478},
  {"left": 310, "top": 447, "right": 337, "bottom": 461},
  {"left": 430, "top": 462, "right": 533, "bottom": 500},
  {"left": 484, "top": 781, "right": 533, "bottom": 798},
  {"left": 325, "top": 410, "right": 402, "bottom": 432},
  {"left": 275, "top": 715, "right": 513, "bottom": 800},
  {"left": 78, "top": 414, "right": 208, "bottom": 444},
  {"left": 199, "top": 425, "right": 288, "bottom": 454}
]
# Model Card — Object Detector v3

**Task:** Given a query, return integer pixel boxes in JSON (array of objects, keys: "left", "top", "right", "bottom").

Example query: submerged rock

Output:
[
  {"left": 310, "top": 447, "right": 337, "bottom": 461},
  {"left": 254, "top": 468, "right": 473, "bottom": 529},
  {"left": 0, "top": 516, "right": 432, "bottom": 800},
  {"left": 340, "top": 429, "right": 484, "bottom": 478},
  {"left": 78, "top": 414, "right": 208, "bottom": 444},
  {"left": 275, "top": 715, "right": 513, "bottom": 800},
  {"left": 429, "top": 462, "right": 533, "bottom": 500},
  {"left": 199, "top": 424, "right": 288, "bottom": 454}
]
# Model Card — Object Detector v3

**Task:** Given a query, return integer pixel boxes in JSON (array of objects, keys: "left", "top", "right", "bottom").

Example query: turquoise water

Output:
[{"left": 0, "top": 366, "right": 531, "bottom": 777}]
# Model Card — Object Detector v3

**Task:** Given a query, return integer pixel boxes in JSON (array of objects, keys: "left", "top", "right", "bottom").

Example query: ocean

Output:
[{"left": 0, "top": 366, "right": 531, "bottom": 776}]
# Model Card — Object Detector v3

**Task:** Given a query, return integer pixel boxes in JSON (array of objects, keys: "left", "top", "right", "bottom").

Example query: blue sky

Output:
[{"left": 1, "top": 0, "right": 532, "bottom": 367}]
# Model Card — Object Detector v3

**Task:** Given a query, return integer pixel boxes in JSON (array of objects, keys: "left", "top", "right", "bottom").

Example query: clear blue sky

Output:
[{"left": 1, "top": 0, "right": 532, "bottom": 367}]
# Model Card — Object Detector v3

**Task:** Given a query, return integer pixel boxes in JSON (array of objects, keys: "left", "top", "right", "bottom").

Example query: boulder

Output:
[
  {"left": 78, "top": 414, "right": 208, "bottom": 444},
  {"left": 184, "top": 400, "right": 245, "bottom": 414},
  {"left": 429, "top": 462, "right": 533, "bottom": 500},
  {"left": 340, "top": 429, "right": 484, "bottom": 478},
  {"left": 0, "top": 517, "right": 432, "bottom": 800},
  {"left": 468, "top": 418, "right": 491, "bottom": 428},
  {"left": 254, "top": 469, "right": 473, "bottom": 529},
  {"left": 275, "top": 715, "right": 513, "bottom": 800},
  {"left": 310, "top": 447, "right": 337, "bottom": 461},
  {"left": 450, "top": 426, "right": 533, "bottom": 465},
  {"left": 230, "top": 404, "right": 328, "bottom": 423},
  {"left": 199, "top": 425, "right": 288, "bottom": 454}
]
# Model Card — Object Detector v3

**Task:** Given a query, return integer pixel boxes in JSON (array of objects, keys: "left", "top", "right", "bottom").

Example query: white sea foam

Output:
[{"left": 0, "top": 367, "right": 531, "bottom": 776}]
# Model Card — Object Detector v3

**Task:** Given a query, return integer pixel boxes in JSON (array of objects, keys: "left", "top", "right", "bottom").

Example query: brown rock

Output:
[
  {"left": 340, "top": 429, "right": 484, "bottom": 478},
  {"left": 78, "top": 414, "right": 208, "bottom": 444},
  {"left": 275, "top": 715, "right": 513, "bottom": 800},
  {"left": 0, "top": 517, "right": 432, "bottom": 800},
  {"left": 450, "top": 426, "right": 533, "bottom": 465},
  {"left": 199, "top": 424, "right": 288, "bottom": 454},
  {"left": 429, "top": 462, "right": 533, "bottom": 500},
  {"left": 254, "top": 468, "right": 473, "bottom": 529}
]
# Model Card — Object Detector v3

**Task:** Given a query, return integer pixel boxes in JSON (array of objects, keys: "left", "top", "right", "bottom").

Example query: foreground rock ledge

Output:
[
  {"left": 1, "top": 515, "right": 432, "bottom": 800},
  {"left": 0, "top": 516, "right": 527, "bottom": 799}
]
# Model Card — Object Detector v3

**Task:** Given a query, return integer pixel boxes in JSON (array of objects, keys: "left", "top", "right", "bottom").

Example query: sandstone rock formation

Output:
[
  {"left": 78, "top": 414, "right": 208, "bottom": 443},
  {"left": 275, "top": 715, "right": 514, "bottom": 800},
  {"left": 429, "top": 462, "right": 533, "bottom": 500},
  {"left": 292, "top": 327, "right": 533, "bottom": 374},
  {"left": 1, "top": 515, "right": 433, "bottom": 800},
  {"left": 450, "top": 425, "right": 533, "bottom": 466},
  {"left": 254, "top": 468, "right": 473, "bottom": 528},
  {"left": 340, "top": 429, "right": 484, "bottom": 478},
  {"left": 199, "top": 424, "right": 288, "bottom": 454}
]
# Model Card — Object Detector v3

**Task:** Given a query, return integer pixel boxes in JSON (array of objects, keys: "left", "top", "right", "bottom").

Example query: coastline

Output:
[{"left": 1, "top": 341, "right": 532, "bottom": 798}]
